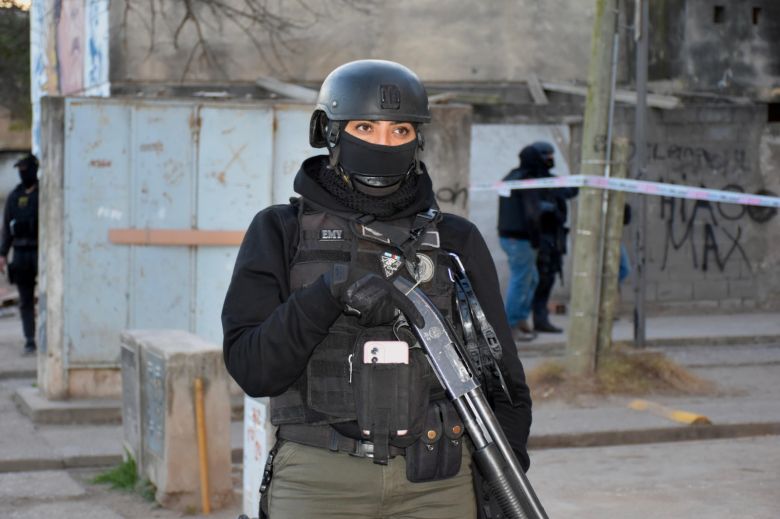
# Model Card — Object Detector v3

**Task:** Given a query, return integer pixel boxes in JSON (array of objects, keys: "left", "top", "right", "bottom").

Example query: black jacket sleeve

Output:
[
  {"left": 0, "top": 189, "right": 16, "bottom": 257},
  {"left": 221, "top": 205, "right": 343, "bottom": 397},
  {"left": 441, "top": 215, "right": 533, "bottom": 471}
]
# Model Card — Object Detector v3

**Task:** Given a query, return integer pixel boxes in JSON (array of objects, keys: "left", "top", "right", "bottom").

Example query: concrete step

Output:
[
  {"left": 13, "top": 386, "right": 245, "bottom": 425},
  {"left": 13, "top": 386, "right": 121, "bottom": 425}
]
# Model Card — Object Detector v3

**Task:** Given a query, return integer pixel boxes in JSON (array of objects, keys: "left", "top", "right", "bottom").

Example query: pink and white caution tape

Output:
[{"left": 473, "top": 175, "right": 780, "bottom": 208}]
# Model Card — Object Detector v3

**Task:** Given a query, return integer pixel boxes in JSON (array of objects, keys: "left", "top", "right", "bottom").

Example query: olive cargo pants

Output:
[{"left": 268, "top": 441, "right": 477, "bottom": 518}]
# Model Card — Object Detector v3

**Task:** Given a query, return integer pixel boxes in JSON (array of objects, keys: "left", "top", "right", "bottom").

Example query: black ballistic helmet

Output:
[
  {"left": 530, "top": 141, "right": 554, "bottom": 157},
  {"left": 309, "top": 59, "right": 431, "bottom": 148}
]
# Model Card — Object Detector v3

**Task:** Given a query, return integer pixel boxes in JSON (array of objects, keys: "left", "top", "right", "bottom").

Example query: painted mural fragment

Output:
[{"left": 30, "top": 0, "right": 110, "bottom": 154}]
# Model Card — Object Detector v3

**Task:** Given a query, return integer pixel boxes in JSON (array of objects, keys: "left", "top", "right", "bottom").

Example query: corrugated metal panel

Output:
[
  {"left": 64, "top": 100, "right": 131, "bottom": 365},
  {"left": 195, "top": 106, "right": 275, "bottom": 343},
  {"left": 129, "top": 104, "right": 194, "bottom": 335},
  {"left": 272, "top": 105, "right": 317, "bottom": 205},
  {"left": 61, "top": 98, "right": 316, "bottom": 365}
]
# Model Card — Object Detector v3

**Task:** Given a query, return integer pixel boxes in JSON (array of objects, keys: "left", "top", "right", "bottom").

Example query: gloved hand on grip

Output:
[{"left": 322, "top": 264, "right": 425, "bottom": 328}]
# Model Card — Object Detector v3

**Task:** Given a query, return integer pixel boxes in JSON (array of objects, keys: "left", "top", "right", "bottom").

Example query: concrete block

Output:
[
  {"left": 12, "top": 386, "right": 121, "bottom": 425},
  {"left": 656, "top": 281, "right": 693, "bottom": 301},
  {"left": 729, "top": 279, "right": 758, "bottom": 299},
  {"left": 693, "top": 280, "right": 728, "bottom": 301},
  {"left": 120, "top": 330, "right": 233, "bottom": 512},
  {"left": 718, "top": 299, "right": 747, "bottom": 311},
  {"left": 120, "top": 337, "right": 142, "bottom": 467},
  {"left": 67, "top": 368, "right": 121, "bottom": 399}
]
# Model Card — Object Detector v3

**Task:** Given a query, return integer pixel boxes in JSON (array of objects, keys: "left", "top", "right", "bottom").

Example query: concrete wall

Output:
[
  {"left": 471, "top": 107, "right": 780, "bottom": 315},
  {"left": 108, "top": 0, "right": 595, "bottom": 86},
  {"left": 570, "top": 105, "right": 780, "bottom": 313},
  {"left": 647, "top": 0, "right": 780, "bottom": 100}
]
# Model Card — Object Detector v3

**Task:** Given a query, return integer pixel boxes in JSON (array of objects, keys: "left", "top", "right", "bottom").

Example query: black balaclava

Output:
[
  {"left": 15, "top": 155, "right": 39, "bottom": 189},
  {"left": 337, "top": 131, "right": 418, "bottom": 195},
  {"left": 531, "top": 141, "right": 555, "bottom": 170}
]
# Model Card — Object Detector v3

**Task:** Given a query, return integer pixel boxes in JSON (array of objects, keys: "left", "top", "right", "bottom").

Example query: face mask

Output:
[
  {"left": 337, "top": 131, "right": 417, "bottom": 188},
  {"left": 19, "top": 168, "right": 37, "bottom": 189},
  {"left": 544, "top": 156, "right": 555, "bottom": 169}
]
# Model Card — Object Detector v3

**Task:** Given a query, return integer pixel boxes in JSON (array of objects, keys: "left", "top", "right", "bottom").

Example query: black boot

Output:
[
  {"left": 513, "top": 321, "right": 537, "bottom": 341},
  {"left": 533, "top": 320, "right": 562, "bottom": 334},
  {"left": 23, "top": 338, "right": 36, "bottom": 355}
]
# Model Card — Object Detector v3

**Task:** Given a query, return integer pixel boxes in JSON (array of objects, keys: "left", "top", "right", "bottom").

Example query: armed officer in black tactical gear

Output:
[
  {"left": 222, "top": 60, "right": 532, "bottom": 519},
  {"left": 528, "top": 142, "right": 578, "bottom": 333},
  {"left": 0, "top": 154, "right": 40, "bottom": 354}
]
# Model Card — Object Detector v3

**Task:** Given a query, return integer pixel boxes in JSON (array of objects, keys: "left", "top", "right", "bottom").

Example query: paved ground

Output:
[
  {"left": 531, "top": 436, "right": 780, "bottom": 518},
  {"left": 519, "top": 311, "right": 780, "bottom": 350},
  {"left": 0, "top": 311, "right": 36, "bottom": 380},
  {"left": 0, "top": 467, "right": 243, "bottom": 519},
  {"left": 1, "top": 310, "right": 779, "bottom": 517}
]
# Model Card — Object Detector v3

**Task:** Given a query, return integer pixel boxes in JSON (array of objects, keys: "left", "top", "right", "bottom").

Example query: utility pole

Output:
[
  {"left": 596, "top": 138, "right": 629, "bottom": 361},
  {"left": 566, "top": 0, "right": 620, "bottom": 375},
  {"left": 633, "top": 0, "right": 649, "bottom": 348}
]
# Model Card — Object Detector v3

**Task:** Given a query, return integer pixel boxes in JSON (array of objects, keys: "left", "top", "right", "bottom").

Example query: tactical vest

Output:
[
  {"left": 270, "top": 199, "right": 456, "bottom": 428},
  {"left": 9, "top": 189, "right": 38, "bottom": 248}
]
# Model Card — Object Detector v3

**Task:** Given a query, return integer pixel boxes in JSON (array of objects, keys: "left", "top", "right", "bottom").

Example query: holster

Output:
[{"left": 404, "top": 400, "right": 465, "bottom": 483}]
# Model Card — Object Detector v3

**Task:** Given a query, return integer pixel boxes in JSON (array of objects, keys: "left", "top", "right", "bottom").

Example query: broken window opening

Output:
[
  {"left": 768, "top": 103, "right": 780, "bottom": 123},
  {"left": 713, "top": 5, "right": 725, "bottom": 24}
]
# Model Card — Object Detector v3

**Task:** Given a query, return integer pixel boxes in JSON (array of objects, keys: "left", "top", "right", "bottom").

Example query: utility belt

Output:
[
  {"left": 276, "top": 396, "right": 465, "bottom": 483},
  {"left": 11, "top": 239, "right": 37, "bottom": 248},
  {"left": 277, "top": 424, "right": 407, "bottom": 459}
]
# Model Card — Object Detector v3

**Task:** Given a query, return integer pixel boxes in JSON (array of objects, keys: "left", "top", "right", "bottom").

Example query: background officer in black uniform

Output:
[
  {"left": 528, "top": 142, "right": 578, "bottom": 333},
  {"left": 222, "top": 60, "right": 532, "bottom": 519},
  {"left": 0, "top": 154, "right": 40, "bottom": 354}
]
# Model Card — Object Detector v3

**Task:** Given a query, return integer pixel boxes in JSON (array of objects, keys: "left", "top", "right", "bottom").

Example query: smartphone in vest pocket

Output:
[
  {"left": 362, "top": 341, "right": 410, "bottom": 437},
  {"left": 363, "top": 341, "right": 409, "bottom": 365}
]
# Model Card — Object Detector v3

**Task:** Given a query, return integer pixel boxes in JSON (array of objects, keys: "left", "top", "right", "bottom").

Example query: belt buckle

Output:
[{"left": 350, "top": 440, "right": 374, "bottom": 459}]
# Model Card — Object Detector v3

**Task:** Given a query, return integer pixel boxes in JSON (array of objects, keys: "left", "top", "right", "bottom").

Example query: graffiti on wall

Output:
[
  {"left": 659, "top": 182, "right": 777, "bottom": 273},
  {"left": 594, "top": 135, "right": 777, "bottom": 274},
  {"left": 435, "top": 182, "right": 469, "bottom": 210},
  {"left": 594, "top": 135, "right": 749, "bottom": 176},
  {"left": 57, "top": 0, "right": 85, "bottom": 94}
]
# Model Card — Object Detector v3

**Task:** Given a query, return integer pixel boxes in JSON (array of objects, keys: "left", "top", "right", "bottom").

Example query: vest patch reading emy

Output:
[{"left": 320, "top": 229, "right": 344, "bottom": 241}]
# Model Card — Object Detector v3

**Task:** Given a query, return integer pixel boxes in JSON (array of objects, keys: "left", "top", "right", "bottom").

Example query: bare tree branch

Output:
[{"left": 123, "top": 0, "right": 378, "bottom": 81}]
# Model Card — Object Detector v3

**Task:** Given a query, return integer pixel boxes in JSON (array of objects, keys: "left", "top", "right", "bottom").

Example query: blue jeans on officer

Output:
[{"left": 500, "top": 237, "right": 539, "bottom": 328}]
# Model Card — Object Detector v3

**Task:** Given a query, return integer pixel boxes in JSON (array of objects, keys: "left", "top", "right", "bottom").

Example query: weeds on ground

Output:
[
  {"left": 528, "top": 349, "right": 716, "bottom": 402},
  {"left": 91, "top": 452, "right": 157, "bottom": 502}
]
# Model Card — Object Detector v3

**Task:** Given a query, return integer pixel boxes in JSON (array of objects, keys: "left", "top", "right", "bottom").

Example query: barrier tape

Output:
[{"left": 472, "top": 175, "right": 780, "bottom": 209}]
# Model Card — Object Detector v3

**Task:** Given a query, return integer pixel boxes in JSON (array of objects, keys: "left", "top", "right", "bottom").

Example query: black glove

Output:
[{"left": 323, "top": 265, "right": 425, "bottom": 328}]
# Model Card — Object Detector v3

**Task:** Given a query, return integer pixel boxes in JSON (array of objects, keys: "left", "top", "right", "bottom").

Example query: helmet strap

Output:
[{"left": 413, "top": 130, "right": 425, "bottom": 175}]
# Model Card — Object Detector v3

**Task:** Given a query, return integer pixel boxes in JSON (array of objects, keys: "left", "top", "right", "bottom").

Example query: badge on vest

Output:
[
  {"left": 380, "top": 251, "right": 404, "bottom": 278},
  {"left": 407, "top": 253, "right": 435, "bottom": 283},
  {"left": 320, "top": 229, "right": 344, "bottom": 241}
]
